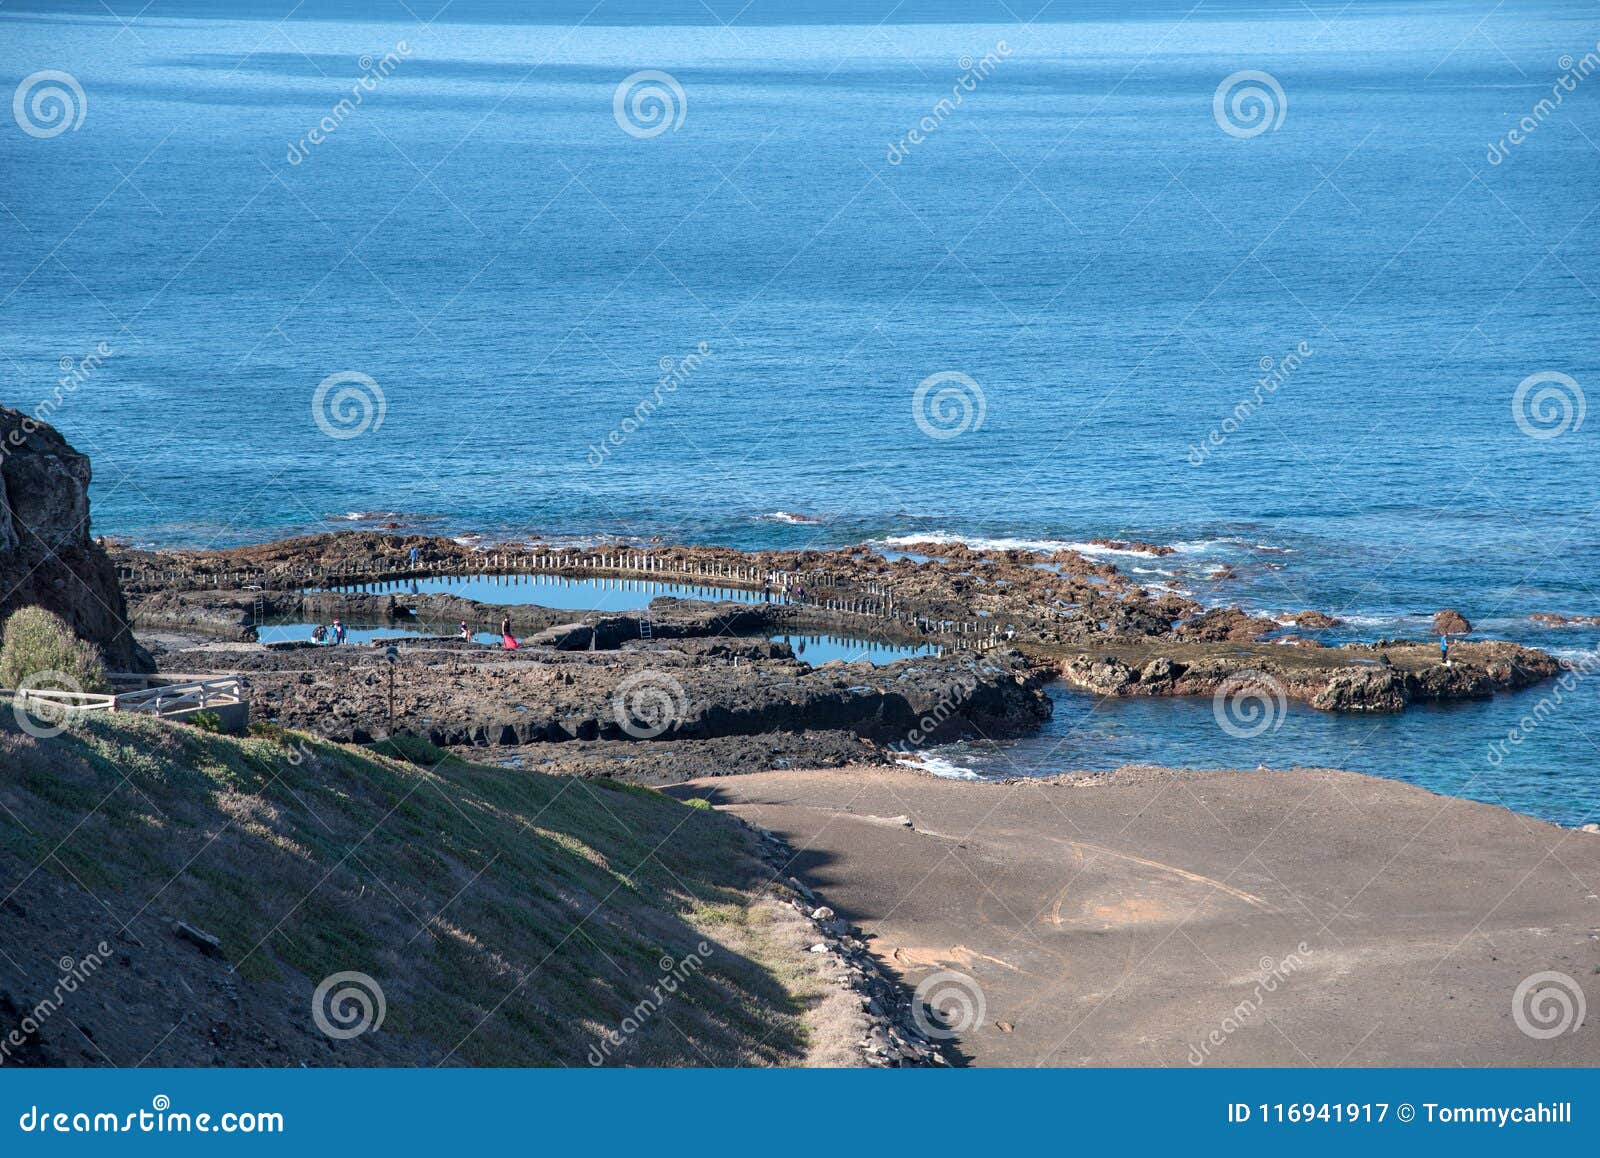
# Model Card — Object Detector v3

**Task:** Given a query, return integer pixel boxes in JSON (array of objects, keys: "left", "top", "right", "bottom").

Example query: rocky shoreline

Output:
[
  {"left": 154, "top": 634, "right": 1049, "bottom": 765},
  {"left": 741, "top": 817, "right": 948, "bottom": 1066},
  {"left": 113, "top": 531, "right": 1569, "bottom": 762}
]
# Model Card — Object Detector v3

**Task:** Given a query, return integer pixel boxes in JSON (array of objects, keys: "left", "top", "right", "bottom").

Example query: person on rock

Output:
[
  {"left": 311, "top": 624, "right": 328, "bottom": 644},
  {"left": 1440, "top": 634, "right": 1451, "bottom": 666},
  {"left": 332, "top": 618, "right": 346, "bottom": 645},
  {"left": 500, "top": 615, "right": 518, "bottom": 650},
  {"left": 458, "top": 621, "right": 472, "bottom": 641}
]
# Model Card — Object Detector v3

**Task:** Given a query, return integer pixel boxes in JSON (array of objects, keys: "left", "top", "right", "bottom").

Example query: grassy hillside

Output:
[{"left": 0, "top": 712, "right": 838, "bottom": 1066}]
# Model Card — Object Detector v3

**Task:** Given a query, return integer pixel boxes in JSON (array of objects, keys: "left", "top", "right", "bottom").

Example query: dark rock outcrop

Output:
[
  {"left": 1287, "top": 610, "right": 1342, "bottom": 629},
  {"left": 0, "top": 407, "right": 150, "bottom": 672},
  {"left": 1309, "top": 667, "right": 1409, "bottom": 711},
  {"left": 1172, "top": 607, "right": 1278, "bottom": 642},
  {"left": 1530, "top": 612, "right": 1600, "bottom": 627},
  {"left": 1061, "top": 639, "right": 1560, "bottom": 713},
  {"left": 175, "top": 641, "right": 1051, "bottom": 751}
]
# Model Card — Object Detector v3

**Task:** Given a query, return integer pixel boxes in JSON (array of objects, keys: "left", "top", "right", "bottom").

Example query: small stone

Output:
[
  {"left": 170, "top": 921, "right": 223, "bottom": 958},
  {"left": 996, "top": 1020, "right": 1015, "bottom": 1033},
  {"left": 1579, "top": 823, "right": 1600, "bottom": 834},
  {"left": 808, "top": 942, "right": 829, "bottom": 953},
  {"left": 810, "top": 906, "right": 835, "bottom": 922}
]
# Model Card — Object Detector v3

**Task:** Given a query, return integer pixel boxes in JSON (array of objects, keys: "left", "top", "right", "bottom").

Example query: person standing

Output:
[
  {"left": 500, "top": 614, "right": 518, "bottom": 650},
  {"left": 332, "top": 618, "right": 346, "bottom": 645}
]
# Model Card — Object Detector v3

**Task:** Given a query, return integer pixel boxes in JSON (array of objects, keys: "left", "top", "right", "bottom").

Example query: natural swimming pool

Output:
[
  {"left": 768, "top": 632, "right": 941, "bottom": 666},
  {"left": 316, "top": 573, "right": 791, "bottom": 611},
  {"left": 256, "top": 620, "right": 501, "bottom": 646}
]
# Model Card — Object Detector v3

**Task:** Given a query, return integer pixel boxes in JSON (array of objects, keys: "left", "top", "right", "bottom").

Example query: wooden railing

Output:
[
  {"left": 5, "top": 676, "right": 245, "bottom": 722},
  {"left": 113, "top": 676, "right": 244, "bottom": 716}
]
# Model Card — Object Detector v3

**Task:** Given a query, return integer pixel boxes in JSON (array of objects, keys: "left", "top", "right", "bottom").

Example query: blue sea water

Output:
[{"left": 2, "top": 0, "right": 1597, "bottom": 821}]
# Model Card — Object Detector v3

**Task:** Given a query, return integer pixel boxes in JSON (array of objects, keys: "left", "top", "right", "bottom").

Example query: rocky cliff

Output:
[{"left": 0, "top": 406, "right": 150, "bottom": 672}]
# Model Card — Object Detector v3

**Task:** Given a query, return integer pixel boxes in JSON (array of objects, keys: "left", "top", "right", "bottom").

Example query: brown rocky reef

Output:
[
  {"left": 1060, "top": 638, "right": 1559, "bottom": 712},
  {"left": 120, "top": 530, "right": 1564, "bottom": 717},
  {"left": 0, "top": 406, "right": 150, "bottom": 671}
]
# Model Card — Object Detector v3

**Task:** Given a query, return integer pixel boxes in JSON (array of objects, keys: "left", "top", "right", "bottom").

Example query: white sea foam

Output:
[
  {"left": 873, "top": 532, "right": 1156, "bottom": 559},
  {"left": 1142, "top": 582, "right": 1193, "bottom": 597},
  {"left": 896, "top": 752, "right": 984, "bottom": 780},
  {"left": 1546, "top": 646, "right": 1600, "bottom": 664},
  {"left": 871, "top": 530, "right": 1273, "bottom": 564},
  {"left": 761, "top": 511, "right": 824, "bottom": 525}
]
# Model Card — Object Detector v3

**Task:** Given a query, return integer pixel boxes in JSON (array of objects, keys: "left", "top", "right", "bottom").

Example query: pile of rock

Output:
[{"left": 744, "top": 822, "right": 947, "bottom": 1067}]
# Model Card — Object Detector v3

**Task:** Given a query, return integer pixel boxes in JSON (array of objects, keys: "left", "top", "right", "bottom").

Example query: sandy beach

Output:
[{"left": 675, "top": 764, "right": 1600, "bottom": 1066}]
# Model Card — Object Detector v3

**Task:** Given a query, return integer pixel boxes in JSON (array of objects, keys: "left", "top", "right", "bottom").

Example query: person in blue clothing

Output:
[
  {"left": 332, "top": 618, "right": 347, "bottom": 645},
  {"left": 1440, "top": 634, "right": 1451, "bottom": 666}
]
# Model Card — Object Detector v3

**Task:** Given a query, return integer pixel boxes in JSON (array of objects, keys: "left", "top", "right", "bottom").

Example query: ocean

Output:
[{"left": 3, "top": 0, "right": 1597, "bottom": 821}]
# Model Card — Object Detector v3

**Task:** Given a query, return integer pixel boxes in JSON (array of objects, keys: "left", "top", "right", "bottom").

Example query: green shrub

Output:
[
  {"left": 0, "top": 607, "right": 110, "bottom": 693},
  {"left": 188, "top": 710, "right": 224, "bottom": 733},
  {"left": 684, "top": 797, "right": 713, "bottom": 811}
]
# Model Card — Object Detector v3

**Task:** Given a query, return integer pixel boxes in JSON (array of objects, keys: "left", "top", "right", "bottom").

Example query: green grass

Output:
[{"left": 0, "top": 712, "right": 810, "bottom": 1066}]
